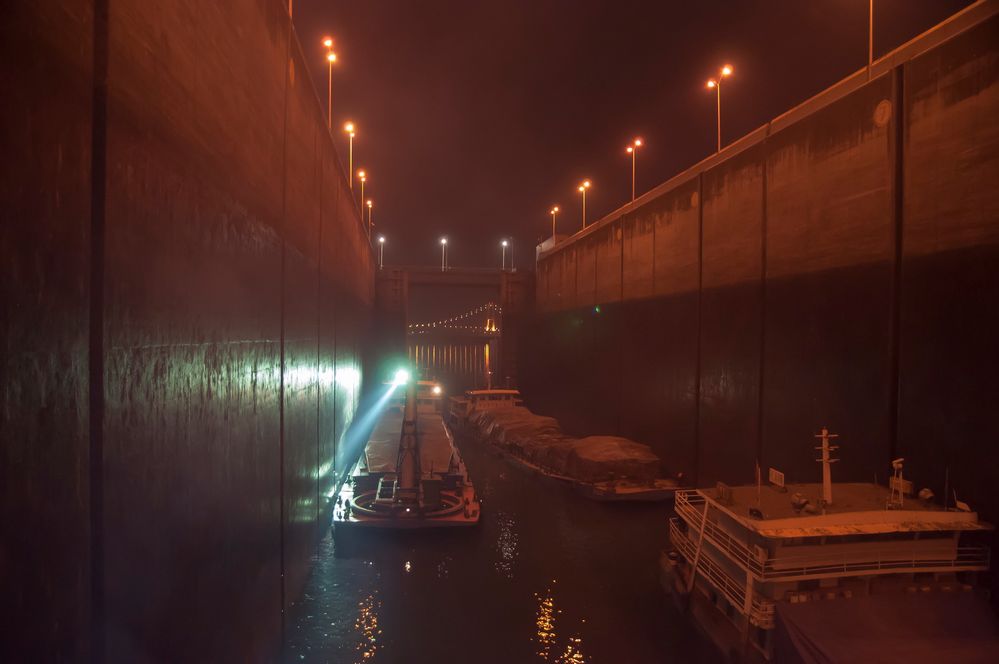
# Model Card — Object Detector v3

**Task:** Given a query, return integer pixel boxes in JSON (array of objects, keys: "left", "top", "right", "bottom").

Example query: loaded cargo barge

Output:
[{"left": 334, "top": 377, "right": 480, "bottom": 530}]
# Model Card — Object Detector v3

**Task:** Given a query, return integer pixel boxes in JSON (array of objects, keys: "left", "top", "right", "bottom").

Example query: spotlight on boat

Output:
[{"left": 393, "top": 369, "right": 411, "bottom": 386}]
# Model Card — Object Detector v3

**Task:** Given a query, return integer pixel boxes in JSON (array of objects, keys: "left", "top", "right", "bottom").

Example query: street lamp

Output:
[
  {"left": 625, "top": 138, "right": 643, "bottom": 202},
  {"left": 322, "top": 37, "right": 337, "bottom": 129},
  {"left": 706, "top": 64, "right": 733, "bottom": 153},
  {"left": 378, "top": 235, "right": 385, "bottom": 269},
  {"left": 344, "top": 122, "right": 355, "bottom": 188},
  {"left": 440, "top": 237, "right": 448, "bottom": 272},
  {"left": 501, "top": 239, "right": 509, "bottom": 270},
  {"left": 357, "top": 170, "right": 366, "bottom": 207},
  {"left": 366, "top": 199, "right": 373, "bottom": 238},
  {"left": 577, "top": 180, "right": 591, "bottom": 230},
  {"left": 550, "top": 205, "right": 560, "bottom": 238}
]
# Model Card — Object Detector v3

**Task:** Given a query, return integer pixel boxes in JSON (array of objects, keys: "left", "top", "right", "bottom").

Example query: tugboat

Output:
[
  {"left": 661, "top": 428, "right": 997, "bottom": 662},
  {"left": 333, "top": 373, "right": 480, "bottom": 530}
]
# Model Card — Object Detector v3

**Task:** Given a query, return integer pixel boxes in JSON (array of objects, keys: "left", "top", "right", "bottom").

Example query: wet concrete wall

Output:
[
  {"left": 1, "top": 1, "right": 374, "bottom": 661},
  {"left": 526, "top": 7, "right": 999, "bottom": 523}
]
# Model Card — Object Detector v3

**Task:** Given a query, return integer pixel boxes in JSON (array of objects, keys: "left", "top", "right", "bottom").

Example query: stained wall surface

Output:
[
  {"left": 526, "top": 7, "right": 999, "bottom": 524},
  {"left": 1, "top": 1, "right": 374, "bottom": 661}
]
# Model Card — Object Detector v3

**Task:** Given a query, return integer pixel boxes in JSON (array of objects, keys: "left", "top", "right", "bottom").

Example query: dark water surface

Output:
[{"left": 284, "top": 431, "right": 720, "bottom": 664}]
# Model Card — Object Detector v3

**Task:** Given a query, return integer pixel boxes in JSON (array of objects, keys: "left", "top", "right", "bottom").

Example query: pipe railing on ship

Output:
[{"left": 669, "top": 518, "right": 776, "bottom": 628}]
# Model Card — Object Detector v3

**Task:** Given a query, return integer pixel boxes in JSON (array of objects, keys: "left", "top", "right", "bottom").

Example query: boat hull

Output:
[{"left": 659, "top": 551, "right": 768, "bottom": 663}]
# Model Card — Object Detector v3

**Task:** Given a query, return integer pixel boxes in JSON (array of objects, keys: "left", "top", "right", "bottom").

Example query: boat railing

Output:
[
  {"left": 669, "top": 518, "right": 775, "bottom": 628},
  {"left": 674, "top": 491, "right": 991, "bottom": 581},
  {"left": 757, "top": 545, "right": 990, "bottom": 580},
  {"left": 676, "top": 491, "right": 768, "bottom": 576}
]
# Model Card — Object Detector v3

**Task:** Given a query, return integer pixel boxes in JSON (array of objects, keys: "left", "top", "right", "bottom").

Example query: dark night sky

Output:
[{"left": 293, "top": 0, "right": 973, "bottom": 272}]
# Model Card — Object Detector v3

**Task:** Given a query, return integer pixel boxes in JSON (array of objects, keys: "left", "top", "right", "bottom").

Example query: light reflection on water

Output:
[
  {"left": 535, "top": 583, "right": 557, "bottom": 660},
  {"left": 555, "top": 632, "right": 589, "bottom": 664},
  {"left": 353, "top": 592, "right": 381, "bottom": 662},
  {"left": 494, "top": 510, "right": 519, "bottom": 579},
  {"left": 408, "top": 342, "right": 496, "bottom": 392}
]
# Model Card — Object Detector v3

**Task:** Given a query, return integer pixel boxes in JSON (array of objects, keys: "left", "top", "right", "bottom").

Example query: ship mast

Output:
[
  {"left": 814, "top": 427, "right": 839, "bottom": 505},
  {"left": 396, "top": 380, "right": 422, "bottom": 502}
]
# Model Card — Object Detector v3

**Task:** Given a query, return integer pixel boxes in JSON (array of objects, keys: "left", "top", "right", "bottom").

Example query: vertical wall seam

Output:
[
  {"left": 331, "top": 164, "right": 339, "bottom": 482},
  {"left": 89, "top": 0, "right": 109, "bottom": 660},
  {"left": 618, "top": 222, "right": 625, "bottom": 434},
  {"left": 757, "top": 131, "right": 769, "bottom": 469},
  {"left": 693, "top": 173, "right": 704, "bottom": 485},
  {"left": 888, "top": 65, "right": 906, "bottom": 464},
  {"left": 278, "top": 10, "right": 291, "bottom": 648},
  {"left": 315, "top": 131, "right": 322, "bottom": 531}
]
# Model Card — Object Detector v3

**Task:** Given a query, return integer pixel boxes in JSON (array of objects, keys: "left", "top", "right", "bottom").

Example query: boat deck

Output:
[
  {"left": 695, "top": 483, "right": 992, "bottom": 536},
  {"left": 363, "top": 408, "right": 454, "bottom": 475},
  {"left": 335, "top": 405, "right": 479, "bottom": 529}
]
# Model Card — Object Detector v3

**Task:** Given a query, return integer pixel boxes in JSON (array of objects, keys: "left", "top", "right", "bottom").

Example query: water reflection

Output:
[
  {"left": 535, "top": 583, "right": 557, "bottom": 660},
  {"left": 494, "top": 510, "right": 519, "bottom": 578},
  {"left": 408, "top": 341, "right": 498, "bottom": 392},
  {"left": 353, "top": 592, "right": 382, "bottom": 662},
  {"left": 534, "top": 581, "right": 591, "bottom": 664},
  {"left": 555, "top": 633, "right": 588, "bottom": 664}
]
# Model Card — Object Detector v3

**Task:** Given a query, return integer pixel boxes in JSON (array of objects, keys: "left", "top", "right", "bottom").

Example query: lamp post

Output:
[
  {"left": 322, "top": 37, "right": 337, "bottom": 129},
  {"left": 625, "top": 138, "right": 643, "bottom": 202},
  {"left": 501, "top": 239, "right": 509, "bottom": 270},
  {"left": 366, "top": 199, "right": 373, "bottom": 238},
  {"left": 357, "top": 170, "right": 366, "bottom": 207},
  {"left": 440, "top": 237, "right": 448, "bottom": 272},
  {"left": 577, "top": 180, "right": 591, "bottom": 230},
  {"left": 706, "top": 65, "right": 733, "bottom": 153},
  {"left": 344, "top": 122, "right": 355, "bottom": 188},
  {"left": 550, "top": 206, "right": 559, "bottom": 238},
  {"left": 378, "top": 235, "right": 385, "bottom": 269}
]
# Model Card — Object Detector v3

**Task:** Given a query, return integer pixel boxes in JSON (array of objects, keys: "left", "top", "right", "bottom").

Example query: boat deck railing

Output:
[
  {"left": 669, "top": 518, "right": 776, "bottom": 629},
  {"left": 675, "top": 490, "right": 990, "bottom": 582}
]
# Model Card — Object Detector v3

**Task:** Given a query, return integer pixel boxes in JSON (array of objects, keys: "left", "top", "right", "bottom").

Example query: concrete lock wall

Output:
[
  {"left": 526, "top": 5, "right": 999, "bottom": 521},
  {"left": 1, "top": 1, "right": 375, "bottom": 661}
]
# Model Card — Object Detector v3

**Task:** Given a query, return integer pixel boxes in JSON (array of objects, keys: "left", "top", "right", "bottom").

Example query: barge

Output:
[{"left": 334, "top": 376, "right": 480, "bottom": 530}]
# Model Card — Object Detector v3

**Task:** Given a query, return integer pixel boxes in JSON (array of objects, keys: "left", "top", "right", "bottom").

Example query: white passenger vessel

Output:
[
  {"left": 446, "top": 388, "right": 524, "bottom": 427},
  {"left": 661, "top": 429, "right": 995, "bottom": 661}
]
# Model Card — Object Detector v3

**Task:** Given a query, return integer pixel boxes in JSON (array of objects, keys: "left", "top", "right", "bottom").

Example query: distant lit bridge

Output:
[{"left": 407, "top": 302, "right": 502, "bottom": 338}]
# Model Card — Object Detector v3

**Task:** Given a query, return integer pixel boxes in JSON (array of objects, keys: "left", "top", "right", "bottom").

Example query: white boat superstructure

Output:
[
  {"left": 447, "top": 388, "right": 523, "bottom": 426},
  {"left": 662, "top": 431, "right": 993, "bottom": 661}
]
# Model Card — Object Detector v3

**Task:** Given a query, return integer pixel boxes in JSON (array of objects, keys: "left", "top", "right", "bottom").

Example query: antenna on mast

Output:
[{"left": 814, "top": 427, "right": 840, "bottom": 506}]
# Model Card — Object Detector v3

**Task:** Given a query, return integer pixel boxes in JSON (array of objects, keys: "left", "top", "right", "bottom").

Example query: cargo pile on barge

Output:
[{"left": 449, "top": 389, "right": 680, "bottom": 500}]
